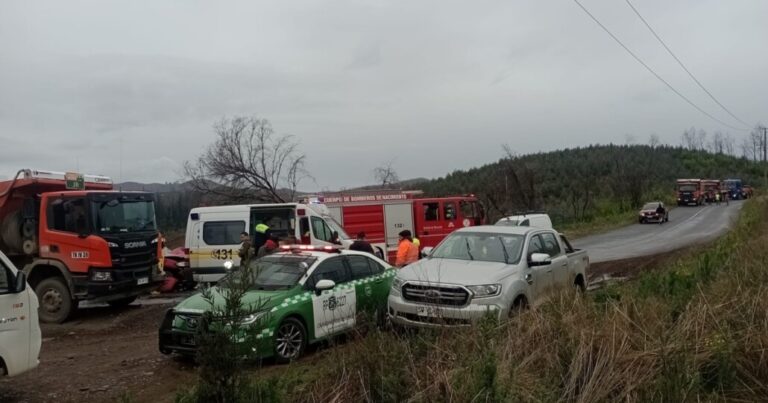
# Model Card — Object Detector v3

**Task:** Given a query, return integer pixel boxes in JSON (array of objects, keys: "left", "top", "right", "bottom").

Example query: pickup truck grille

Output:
[{"left": 402, "top": 284, "right": 469, "bottom": 307}]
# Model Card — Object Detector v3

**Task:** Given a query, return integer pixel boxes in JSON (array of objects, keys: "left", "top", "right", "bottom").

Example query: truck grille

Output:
[{"left": 402, "top": 284, "right": 469, "bottom": 307}]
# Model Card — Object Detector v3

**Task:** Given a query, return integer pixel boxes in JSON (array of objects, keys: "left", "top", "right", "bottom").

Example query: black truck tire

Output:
[{"left": 36, "top": 277, "right": 74, "bottom": 324}]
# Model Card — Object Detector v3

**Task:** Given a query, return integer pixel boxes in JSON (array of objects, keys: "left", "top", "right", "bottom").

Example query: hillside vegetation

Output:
[{"left": 414, "top": 145, "right": 763, "bottom": 226}]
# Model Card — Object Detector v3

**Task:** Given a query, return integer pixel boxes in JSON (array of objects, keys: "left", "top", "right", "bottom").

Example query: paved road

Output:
[{"left": 573, "top": 200, "right": 744, "bottom": 263}]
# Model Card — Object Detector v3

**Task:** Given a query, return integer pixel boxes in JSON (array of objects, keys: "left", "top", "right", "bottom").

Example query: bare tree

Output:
[
  {"left": 648, "top": 134, "right": 660, "bottom": 149},
  {"left": 696, "top": 129, "right": 708, "bottom": 150},
  {"left": 724, "top": 133, "right": 735, "bottom": 155},
  {"left": 710, "top": 131, "right": 725, "bottom": 154},
  {"left": 741, "top": 125, "right": 765, "bottom": 161},
  {"left": 681, "top": 127, "right": 697, "bottom": 150},
  {"left": 184, "top": 116, "right": 307, "bottom": 203},
  {"left": 373, "top": 160, "right": 399, "bottom": 188}
]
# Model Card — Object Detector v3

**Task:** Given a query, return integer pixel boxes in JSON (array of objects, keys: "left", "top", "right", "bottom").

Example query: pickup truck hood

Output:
[{"left": 397, "top": 258, "right": 518, "bottom": 285}]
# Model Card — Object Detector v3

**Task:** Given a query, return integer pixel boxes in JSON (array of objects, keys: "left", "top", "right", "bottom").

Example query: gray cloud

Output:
[{"left": 1, "top": 0, "right": 766, "bottom": 190}]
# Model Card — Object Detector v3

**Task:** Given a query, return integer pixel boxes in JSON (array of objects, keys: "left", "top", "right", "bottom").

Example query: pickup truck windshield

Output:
[
  {"left": 219, "top": 255, "right": 317, "bottom": 291},
  {"left": 431, "top": 232, "right": 524, "bottom": 264},
  {"left": 92, "top": 199, "right": 156, "bottom": 233}
]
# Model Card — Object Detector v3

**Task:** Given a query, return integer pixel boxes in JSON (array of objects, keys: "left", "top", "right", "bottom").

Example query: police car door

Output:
[
  {"left": 307, "top": 256, "right": 356, "bottom": 338},
  {"left": 345, "top": 255, "right": 387, "bottom": 314}
]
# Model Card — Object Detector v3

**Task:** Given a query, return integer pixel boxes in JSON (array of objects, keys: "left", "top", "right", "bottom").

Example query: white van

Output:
[
  {"left": 496, "top": 213, "right": 553, "bottom": 229},
  {"left": 185, "top": 203, "right": 352, "bottom": 283},
  {"left": 0, "top": 251, "right": 41, "bottom": 377}
]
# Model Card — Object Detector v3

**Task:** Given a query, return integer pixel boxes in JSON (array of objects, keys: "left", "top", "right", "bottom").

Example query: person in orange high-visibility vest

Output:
[{"left": 395, "top": 230, "right": 419, "bottom": 267}]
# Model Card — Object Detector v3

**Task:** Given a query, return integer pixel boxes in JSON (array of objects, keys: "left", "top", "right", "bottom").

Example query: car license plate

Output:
[
  {"left": 416, "top": 306, "right": 442, "bottom": 317},
  {"left": 137, "top": 277, "right": 149, "bottom": 285}
]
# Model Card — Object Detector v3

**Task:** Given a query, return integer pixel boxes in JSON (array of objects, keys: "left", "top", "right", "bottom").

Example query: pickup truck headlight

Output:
[
  {"left": 91, "top": 271, "right": 113, "bottom": 282},
  {"left": 468, "top": 284, "right": 501, "bottom": 298},
  {"left": 390, "top": 277, "right": 405, "bottom": 295}
]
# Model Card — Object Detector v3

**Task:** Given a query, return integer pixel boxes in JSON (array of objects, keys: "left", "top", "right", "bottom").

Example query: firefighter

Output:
[
  {"left": 395, "top": 230, "right": 419, "bottom": 267},
  {"left": 715, "top": 192, "right": 721, "bottom": 205}
]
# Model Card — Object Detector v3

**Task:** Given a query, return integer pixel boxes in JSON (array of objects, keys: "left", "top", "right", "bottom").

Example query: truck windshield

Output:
[
  {"left": 431, "top": 232, "right": 524, "bottom": 264},
  {"left": 91, "top": 199, "right": 157, "bottom": 233},
  {"left": 219, "top": 255, "right": 317, "bottom": 291},
  {"left": 677, "top": 185, "right": 697, "bottom": 192}
]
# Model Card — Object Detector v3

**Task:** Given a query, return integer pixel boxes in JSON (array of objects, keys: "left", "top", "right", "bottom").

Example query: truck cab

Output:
[
  {"left": 0, "top": 169, "right": 164, "bottom": 323},
  {"left": 186, "top": 203, "right": 351, "bottom": 283}
]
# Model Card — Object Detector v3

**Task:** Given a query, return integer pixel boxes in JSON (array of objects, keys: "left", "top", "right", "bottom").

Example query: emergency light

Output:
[{"left": 280, "top": 245, "right": 341, "bottom": 253}]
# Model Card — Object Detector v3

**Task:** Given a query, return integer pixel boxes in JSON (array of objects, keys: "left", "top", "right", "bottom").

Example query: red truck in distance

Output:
[
  {"left": 676, "top": 179, "right": 704, "bottom": 206},
  {"left": 0, "top": 169, "right": 164, "bottom": 323},
  {"left": 302, "top": 190, "right": 485, "bottom": 263}
]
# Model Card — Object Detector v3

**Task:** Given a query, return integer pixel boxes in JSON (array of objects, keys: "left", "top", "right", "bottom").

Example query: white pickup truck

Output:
[{"left": 388, "top": 225, "right": 588, "bottom": 327}]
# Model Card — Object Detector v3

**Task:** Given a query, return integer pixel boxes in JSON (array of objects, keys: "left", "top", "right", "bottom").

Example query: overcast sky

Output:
[{"left": 1, "top": 0, "right": 766, "bottom": 190}]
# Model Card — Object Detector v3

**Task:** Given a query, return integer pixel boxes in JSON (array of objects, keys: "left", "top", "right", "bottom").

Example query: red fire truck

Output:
[
  {"left": 0, "top": 169, "right": 164, "bottom": 323},
  {"left": 302, "top": 190, "right": 485, "bottom": 262}
]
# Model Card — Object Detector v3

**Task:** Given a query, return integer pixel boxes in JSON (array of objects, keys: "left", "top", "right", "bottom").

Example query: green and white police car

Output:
[{"left": 159, "top": 246, "right": 396, "bottom": 362}]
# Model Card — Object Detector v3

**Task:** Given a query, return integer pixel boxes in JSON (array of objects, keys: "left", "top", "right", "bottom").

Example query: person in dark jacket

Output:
[{"left": 349, "top": 232, "right": 375, "bottom": 255}]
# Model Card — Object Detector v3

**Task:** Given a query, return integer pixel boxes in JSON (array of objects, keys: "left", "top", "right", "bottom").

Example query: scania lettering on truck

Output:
[
  {"left": 0, "top": 169, "right": 164, "bottom": 323},
  {"left": 186, "top": 203, "right": 352, "bottom": 283},
  {"left": 0, "top": 250, "right": 41, "bottom": 377},
  {"left": 302, "top": 190, "right": 485, "bottom": 263}
]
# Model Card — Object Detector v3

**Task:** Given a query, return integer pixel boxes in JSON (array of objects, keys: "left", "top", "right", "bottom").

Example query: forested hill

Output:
[{"left": 413, "top": 145, "right": 763, "bottom": 225}]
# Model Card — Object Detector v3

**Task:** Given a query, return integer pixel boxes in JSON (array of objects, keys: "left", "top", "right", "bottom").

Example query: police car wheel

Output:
[{"left": 275, "top": 318, "right": 306, "bottom": 363}]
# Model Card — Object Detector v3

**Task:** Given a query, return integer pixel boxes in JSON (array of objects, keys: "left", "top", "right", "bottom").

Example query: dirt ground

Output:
[
  {"left": 0, "top": 299, "right": 196, "bottom": 403},
  {"left": 0, "top": 245, "right": 701, "bottom": 403}
]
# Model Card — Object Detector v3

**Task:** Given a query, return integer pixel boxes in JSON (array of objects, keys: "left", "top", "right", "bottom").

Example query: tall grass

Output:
[{"left": 249, "top": 198, "right": 768, "bottom": 402}]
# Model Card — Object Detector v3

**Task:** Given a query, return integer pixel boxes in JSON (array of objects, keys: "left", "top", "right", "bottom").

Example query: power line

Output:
[
  {"left": 624, "top": 0, "right": 751, "bottom": 129},
  {"left": 572, "top": 0, "right": 748, "bottom": 132}
]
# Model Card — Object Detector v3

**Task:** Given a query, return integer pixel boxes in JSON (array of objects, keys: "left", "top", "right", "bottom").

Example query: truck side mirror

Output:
[{"left": 14, "top": 272, "right": 27, "bottom": 293}]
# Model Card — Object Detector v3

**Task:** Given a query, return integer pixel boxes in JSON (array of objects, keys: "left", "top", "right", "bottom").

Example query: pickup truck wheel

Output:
[
  {"left": 36, "top": 277, "right": 74, "bottom": 324},
  {"left": 108, "top": 296, "right": 138, "bottom": 307},
  {"left": 638, "top": 217, "right": 644, "bottom": 224},
  {"left": 508, "top": 297, "right": 529, "bottom": 318},
  {"left": 573, "top": 276, "right": 586, "bottom": 293},
  {"left": 274, "top": 318, "right": 307, "bottom": 363}
]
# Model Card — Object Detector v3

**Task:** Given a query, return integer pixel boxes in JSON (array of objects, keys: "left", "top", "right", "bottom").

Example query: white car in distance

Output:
[{"left": 387, "top": 226, "right": 588, "bottom": 327}]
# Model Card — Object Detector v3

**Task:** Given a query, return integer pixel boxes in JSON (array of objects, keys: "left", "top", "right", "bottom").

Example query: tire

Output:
[
  {"left": 35, "top": 277, "right": 74, "bottom": 324},
  {"left": 274, "top": 317, "right": 307, "bottom": 363},
  {"left": 573, "top": 276, "right": 586, "bottom": 293},
  {"left": 107, "top": 296, "right": 137, "bottom": 307},
  {"left": 508, "top": 296, "right": 529, "bottom": 318}
]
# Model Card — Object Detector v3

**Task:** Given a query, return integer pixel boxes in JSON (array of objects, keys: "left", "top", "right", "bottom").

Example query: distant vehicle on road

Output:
[
  {"left": 701, "top": 179, "right": 721, "bottom": 203},
  {"left": 639, "top": 202, "right": 669, "bottom": 224},
  {"left": 387, "top": 226, "right": 588, "bottom": 328},
  {"left": 496, "top": 212, "right": 553, "bottom": 229},
  {"left": 0, "top": 250, "right": 41, "bottom": 377},
  {"left": 159, "top": 246, "right": 396, "bottom": 362},
  {"left": 742, "top": 185, "right": 754, "bottom": 199},
  {"left": 723, "top": 178, "right": 744, "bottom": 200},
  {"left": 676, "top": 179, "right": 704, "bottom": 206}
]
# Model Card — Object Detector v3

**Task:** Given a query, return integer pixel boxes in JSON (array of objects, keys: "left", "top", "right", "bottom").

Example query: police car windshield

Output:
[
  {"left": 431, "top": 232, "right": 524, "bottom": 264},
  {"left": 219, "top": 256, "right": 317, "bottom": 291}
]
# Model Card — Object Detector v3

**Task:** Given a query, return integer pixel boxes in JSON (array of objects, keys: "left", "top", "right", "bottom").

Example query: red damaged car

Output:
[{"left": 639, "top": 201, "right": 669, "bottom": 224}]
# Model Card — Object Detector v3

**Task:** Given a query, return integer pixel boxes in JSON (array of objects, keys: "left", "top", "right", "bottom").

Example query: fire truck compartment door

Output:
[{"left": 384, "top": 203, "right": 413, "bottom": 250}]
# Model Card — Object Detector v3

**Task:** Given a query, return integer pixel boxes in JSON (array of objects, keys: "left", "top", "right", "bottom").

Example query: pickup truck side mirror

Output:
[
  {"left": 420, "top": 247, "right": 434, "bottom": 258},
  {"left": 14, "top": 271, "right": 27, "bottom": 293},
  {"left": 314, "top": 279, "right": 336, "bottom": 295},
  {"left": 528, "top": 253, "right": 552, "bottom": 267}
]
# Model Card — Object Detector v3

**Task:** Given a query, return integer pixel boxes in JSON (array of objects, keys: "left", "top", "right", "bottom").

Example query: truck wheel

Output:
[
  {"left": 274, "top": 317, "right": 306, "bottom": 363},
  {"left": 108, "top": 296, "right": 137, "bottom": 307},
  {"left": 36, "top": 277, "right": 74, "bottom": 324}
]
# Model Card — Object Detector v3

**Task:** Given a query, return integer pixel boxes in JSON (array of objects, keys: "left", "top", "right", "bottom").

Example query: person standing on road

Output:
[
  {"left": 395, "top": 230, "right": 419, "bottom": 267},
  {"left": 350, "top": 232, "right": 375, "bottom": 255},
  {"left": 715, "top": 192, "right": 721, "bottom": 205}
]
